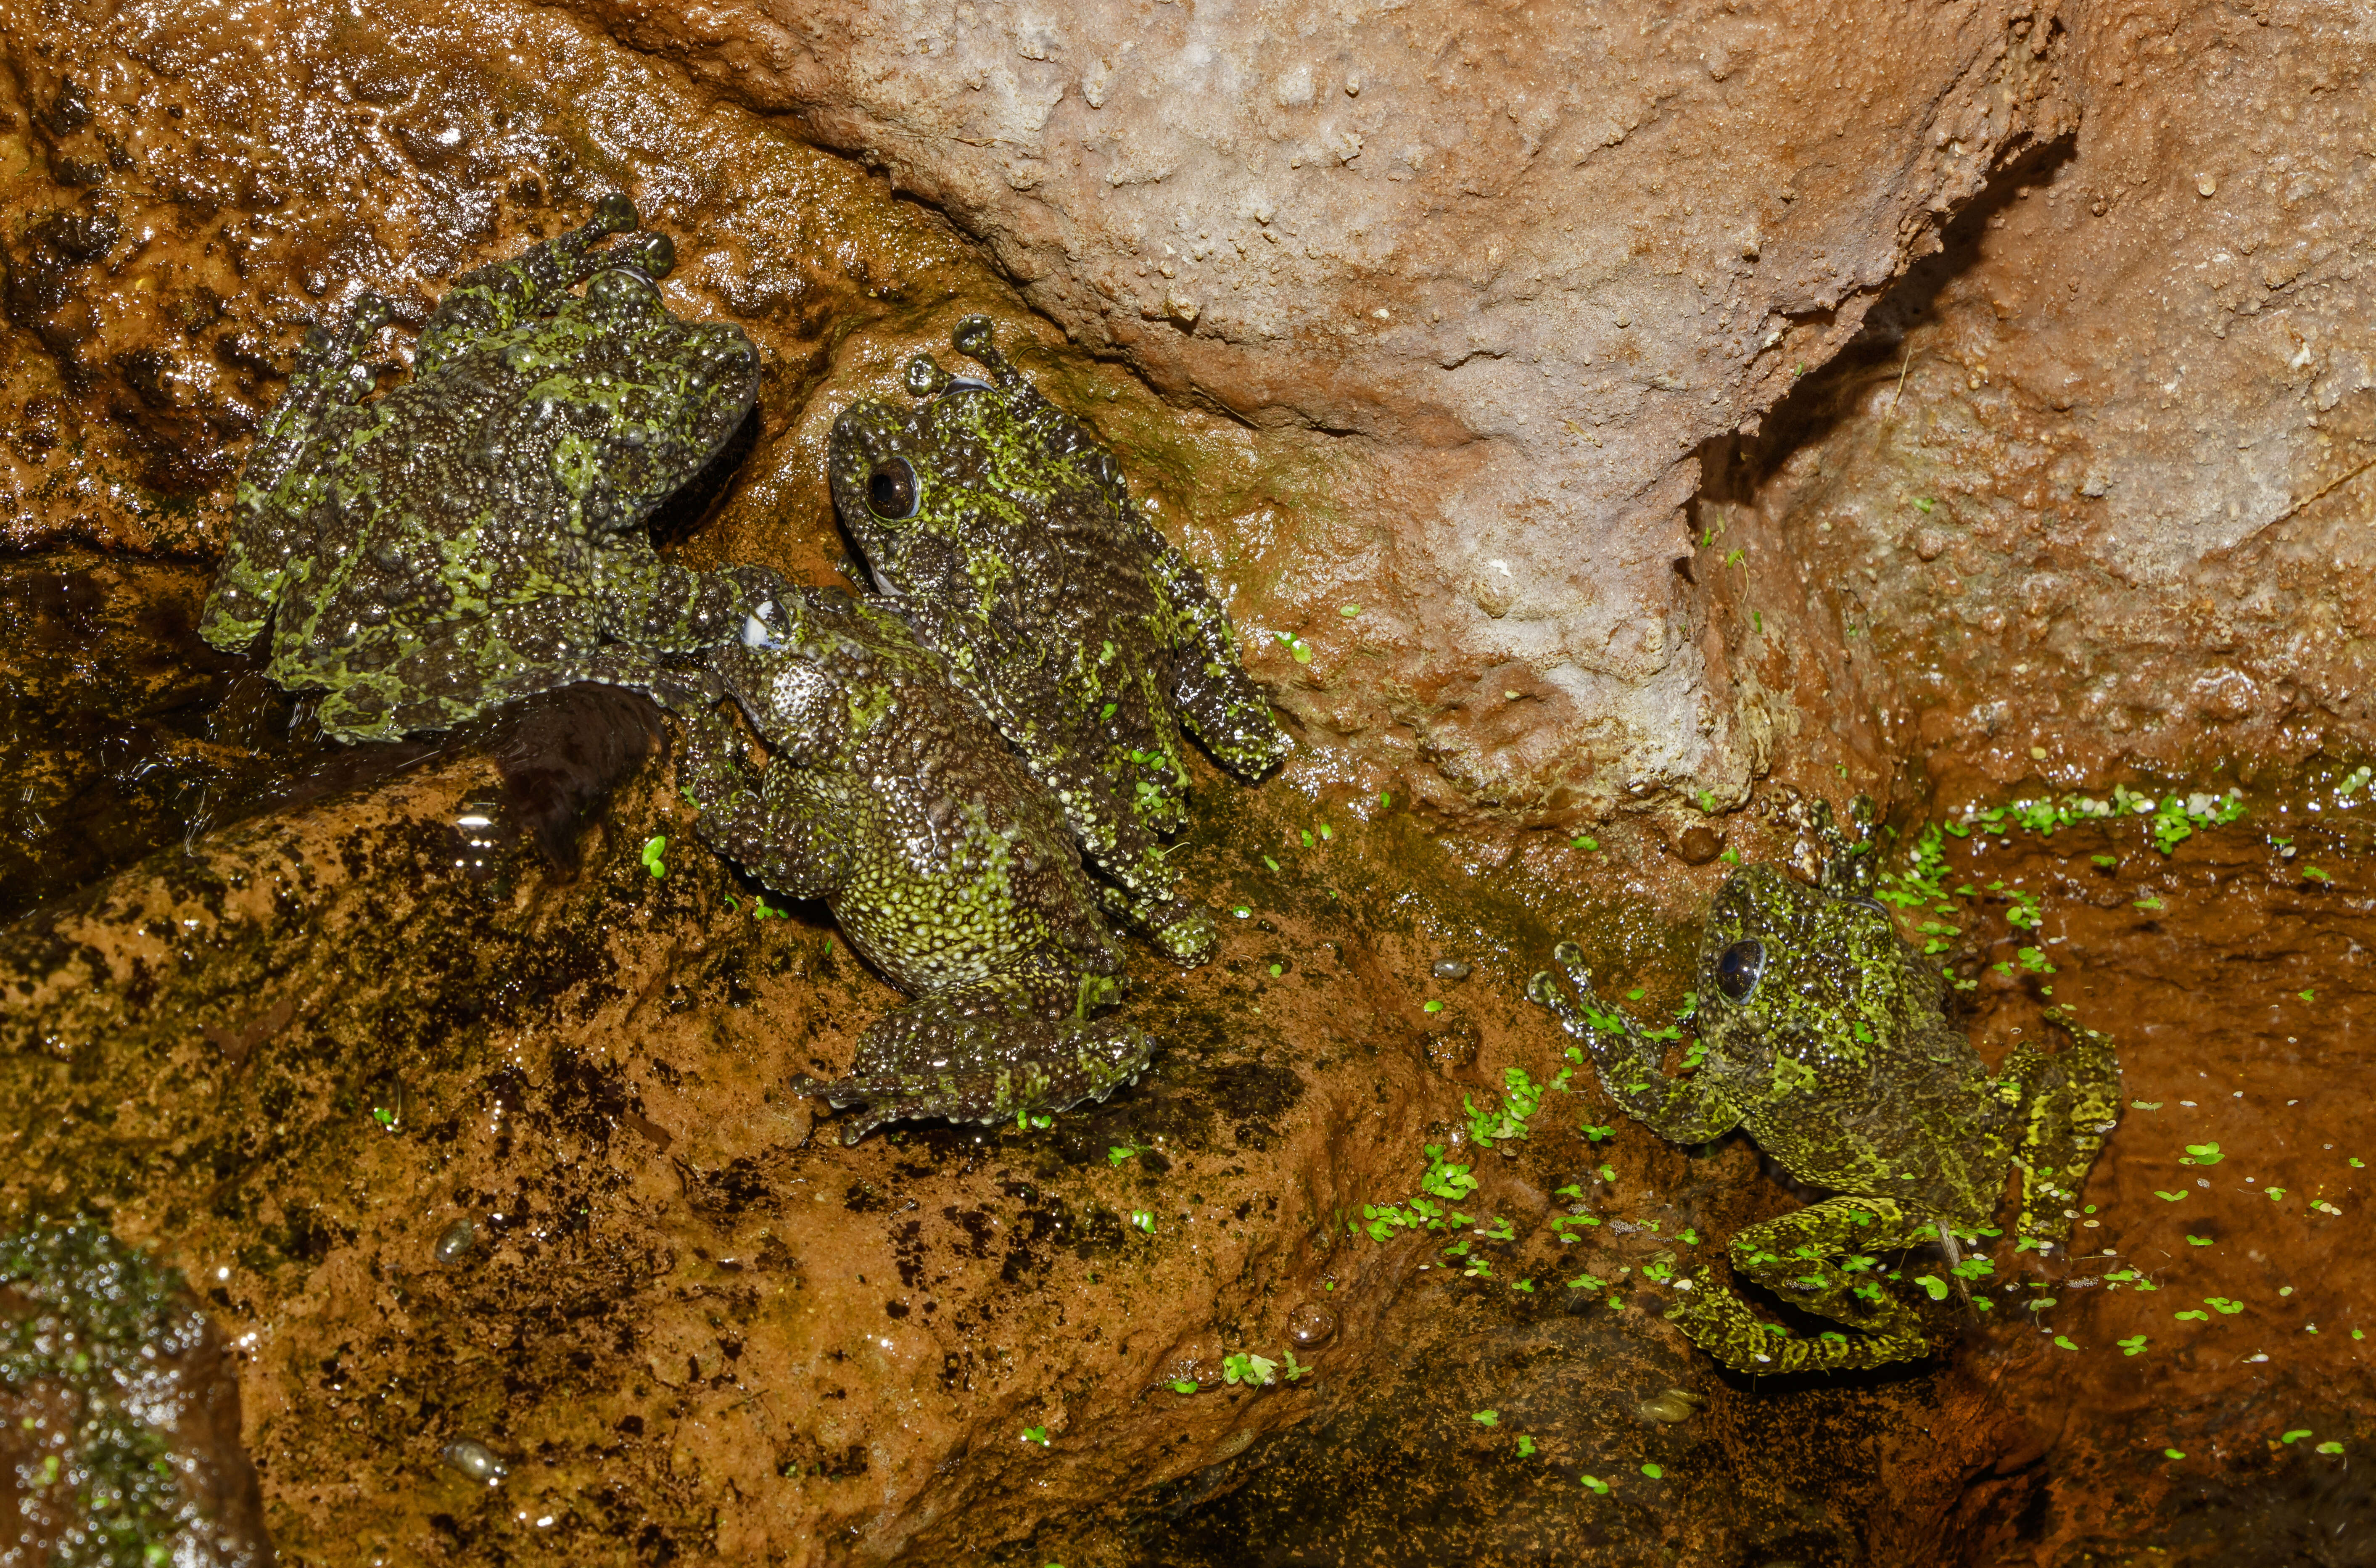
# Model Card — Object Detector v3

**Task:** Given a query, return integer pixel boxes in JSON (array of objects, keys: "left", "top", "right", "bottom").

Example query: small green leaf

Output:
[
  {"left": 1423, "top": 999, "right": 1444, "bottom": 1014},
  {"left": 1022, "top": 1425, "right": 1049, "bottom": 1446},
  {"left": 1169, "top": 1378, "right": 1197, "bottom": 1394},
  {"left": 2318, "top": 1441, "right": 2346, "bottom": 1454},
  {"left": 1472, "top": 1410, "right": 1500, "bottom": 1427},
  {"left": 1515, "top": 1435, "right": 1538, "bottom": 1457},
  {"left": 2282, "top": 1429, "right": 2313, "bottom": 1445},
  {"left": 1581, "top": 1474, "right": 1609, "bottom": 1494},
  {"left": 2163, "top": 1448, "right": 2186, "bottom": 1460},
  {"left": 1340, "top": 603, "right": 1363, "bottom": 618},
  {"left": 2186, "top": 1235, "right": 2212, "bottom": 1247},
  {"left": 2131, "top": 1100, "right": 2164, "bottom": 1110},
  {"left": 1639, "top": 1463, "right": 1664, "bottom": 1479},
  {"left": 1916, "top": 1275, "right": 1950, "bottom": 1302},
  {"left": 2053, "top": 1336, "right": 2080, "bottom": 1351},
  {"left": 2154, "top": 1190, "right": 2186, "bottom": 1203},
  {"left": 1571, "top": 834, "right": 1599, "bottom": 851},
  {"left": 2303, "top": 865, "right": 2332, "bottom": 883}
]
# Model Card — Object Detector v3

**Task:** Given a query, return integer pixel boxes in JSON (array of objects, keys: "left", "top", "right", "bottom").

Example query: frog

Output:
[
  {"left": 1527, "top": 796, "right": 2121, "bottom": 1374},
  {"left": 826, "top": 316, "right": 1288, "bottom": 966},
  {"left": 683, "top": 582, "right": 1154, "bottom": 1144},
  {"left": 200, "top": 193, "right": 773, "bottom": 742}
]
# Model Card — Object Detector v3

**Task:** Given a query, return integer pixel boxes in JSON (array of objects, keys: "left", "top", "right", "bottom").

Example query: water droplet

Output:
[
  {"left": 433, "top": 1218, "right": 477, "bottom": 1265},
  {"left": 1286, "top": 1301, "right": 1338, "bottom": 1347},
  {"left": 1430, "top": 960, "right": 1472, "bottom": 982},
  {"left": 441, "top": 1439, "right": 506, "bottom": 1484}
]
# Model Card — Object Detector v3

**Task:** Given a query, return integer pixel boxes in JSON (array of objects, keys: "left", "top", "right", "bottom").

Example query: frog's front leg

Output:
[
  {"left": 414, "top": 194, "right": 672, "bottom": 375},
  {"left": 1146, "top": 544, "right": 1288, "bottom": 782},
  {"left": 2000, "top": 1007, "right": 2123, "bottom": 1249},
  {"left": 681, "top": 707, "right": 855, "bottom": 902},
  {"left": 1526, "top": 942, "right": 1741, "bottom": 1143},
  {"left": 202, "top": 294, "right": 392, "bottom": 652},
  {"left": 794, "top": 975, "right": 1154, "bottom": 1144},
  {"left": 1671, "top": 1196, "right": 1939, "bottom": 1373}
]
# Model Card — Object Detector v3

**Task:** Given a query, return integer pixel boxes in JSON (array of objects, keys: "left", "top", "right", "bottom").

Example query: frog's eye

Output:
[
  {"left": 1713, "top": 938, "right": 1764, "bottom": 1002},
  {"left": 867, "top": 457, "right": 919, "bottom": 520}
]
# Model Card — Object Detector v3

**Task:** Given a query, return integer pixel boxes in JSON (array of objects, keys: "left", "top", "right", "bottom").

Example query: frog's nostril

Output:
[
  {"left": 1714, "top": 938, "right": 1764, "bottom": 1001},
  {"left": 868, "top": 457, "right": 919, "bottom": 519}
]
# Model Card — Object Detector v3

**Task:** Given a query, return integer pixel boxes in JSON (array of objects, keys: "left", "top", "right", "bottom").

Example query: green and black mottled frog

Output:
[
  {"left": 827, "top": 317, "right": 1288, "bottom": 966},
  {"left": 684, "top": 583, "right": 1152, "bottom": 1143},
  {"left": 201, "top": 195, "right": 771, "bottom": 742},
  {"left": 1529, "top": 797, "right": 2121, "bottom": 1374}
]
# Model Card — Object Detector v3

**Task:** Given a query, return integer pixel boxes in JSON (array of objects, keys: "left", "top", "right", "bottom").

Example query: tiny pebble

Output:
[
  {"left": 1430, "top": 960, "right": 1472, "bottom": 982},
  {"left": 433, "top": 1218, "right": 477, "bottom": 1265},
  {"left": 441, "top": 1440, "right": 506, "bottom": 1485}
]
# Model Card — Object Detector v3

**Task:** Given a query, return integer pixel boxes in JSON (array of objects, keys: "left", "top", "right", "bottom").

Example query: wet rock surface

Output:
[{"left": 3, "top": 0, "right": 2374, "bottom": 1562}]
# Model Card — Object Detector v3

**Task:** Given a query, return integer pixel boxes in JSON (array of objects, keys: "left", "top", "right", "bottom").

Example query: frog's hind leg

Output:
[
  {"left": 2010, "top": 1007, "right": 2124, "bottom": 1249},
  {"left": 1671, "top": 1196, "right": 1939, "bottom": 1373},
  {"left": 1148, "top": 544, "right": 1289, "bottom": 782},
  {"left": 414, "top": 194, "right": 672, "bottom": 375},
  {"left": 793, "top": 976, "right": 1154, "bottom": 1145},
  {"left": 202, "top": 294, "right": 393, "bottom": 652},
  {"left": 312, "top": 599, "right": 715, "bottom": 742}
]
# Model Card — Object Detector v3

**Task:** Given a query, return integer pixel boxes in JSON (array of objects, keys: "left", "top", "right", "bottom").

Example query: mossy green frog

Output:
[
  {"left": 685, "top": 585, "right": 1151, "bottom": 1143},
  {"left": 827, "top": 317, "right": 1286, "bottom": 965},
  {"left": 201, "top": 195, "right": 770, "bottom": 741},
  {"left": 1529, "top": 797, "right": 2121, "bottom": 1373}
]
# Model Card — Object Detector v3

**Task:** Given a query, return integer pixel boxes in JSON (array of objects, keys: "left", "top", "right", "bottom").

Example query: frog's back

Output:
[{"left": 810, "top": 605, "right": 1117, "bottom": 993}]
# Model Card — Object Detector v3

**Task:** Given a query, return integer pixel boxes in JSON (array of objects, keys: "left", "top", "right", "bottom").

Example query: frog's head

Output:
[
  {"left": 1698, "top": 862, "right": 1938, "bottom": 1083},
  {"left": 545, "top": 267, "right": 759, "bottom": 534},
  {"left": 826, "top": 316, "right": 1132, "bottom": 611}
]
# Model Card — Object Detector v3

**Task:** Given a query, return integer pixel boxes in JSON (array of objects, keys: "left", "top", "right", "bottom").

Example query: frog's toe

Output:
[
  {"left": 591, "top": 192, "right": 639, "bottom": 232},
  {"left": 1150, "top": 907, "right": 1218, "bottom": 967}
]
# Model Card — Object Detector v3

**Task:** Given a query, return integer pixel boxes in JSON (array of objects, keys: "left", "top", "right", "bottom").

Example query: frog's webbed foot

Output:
[
  {"left": 1673, "top": 1196, "right": 1939, "bottom": 1373},
  {"left": 414, "top": 194, "right": 666, "bottom": 375},
  {"left": 792, "top": 979, "right": 1154, "bottom": 1144},
  {"left": 1526, "top": 941, "right": 1739, "bottom": 1144},
  {"left": 1148, "top": 544, "right": 1288, "bottom": 782},
  {"left": 1098, "top": 883, "right": 1217, "bottom": 967},
  {"left": 1808, "top": 795, "right": 1881, "bottom": 897},
  {"left": 2007, "top": 1006, "right": 2123, "bottom": 1249}
]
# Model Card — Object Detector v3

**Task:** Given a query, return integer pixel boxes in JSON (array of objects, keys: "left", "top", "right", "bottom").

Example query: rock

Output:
[{"left": 1695, "top": 0, "right": 2376, "bottom": 797}]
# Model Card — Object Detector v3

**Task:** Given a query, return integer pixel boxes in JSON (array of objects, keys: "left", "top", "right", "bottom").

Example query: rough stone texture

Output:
[
  {"left": 572, "top": 0, "right": 2082, "bottom": 821},
  {"left": 1692, "top": 0, "right": 2376, "bottom": 808}
]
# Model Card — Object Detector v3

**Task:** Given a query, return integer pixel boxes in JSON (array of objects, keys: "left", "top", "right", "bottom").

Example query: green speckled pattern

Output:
[
  {"left": 199, "top": 195, "right": 770, "bottom": 742},
  {"left": 1530, "top": 797, "right": 2122, "bottom": 1373},
  {"left": 826, "top": 317, "right": 1286, "bottom": 964},
  {"left": 684, "top": 585, "right": 1151, "bottom": 1144},
  {"left": 1, "top": 1220, "right": 264, "bottom": 1566}
]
